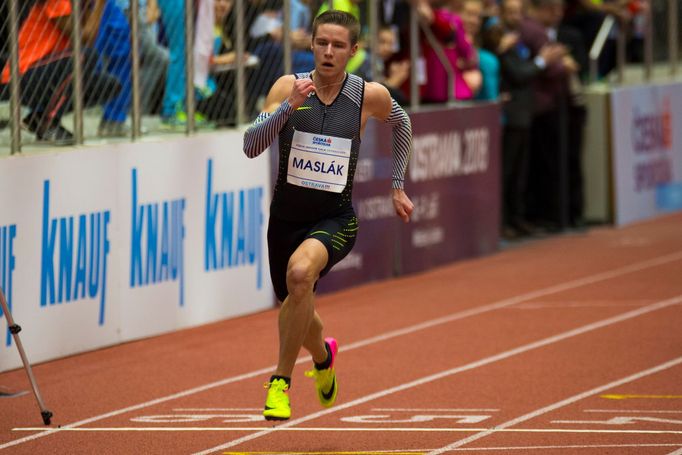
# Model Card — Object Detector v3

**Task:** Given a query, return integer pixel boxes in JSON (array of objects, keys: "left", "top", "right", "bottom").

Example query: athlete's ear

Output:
[{"left": 350, "top": 43, "right": 358, "bottom": 57}]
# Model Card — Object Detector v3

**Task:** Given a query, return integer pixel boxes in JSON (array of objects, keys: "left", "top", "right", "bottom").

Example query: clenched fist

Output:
[{"left": 287, "top": 78, "right": 317, "bottom": 109}]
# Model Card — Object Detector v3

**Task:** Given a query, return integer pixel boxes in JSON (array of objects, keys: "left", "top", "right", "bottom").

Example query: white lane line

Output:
[
  {"left": 585, "top": 409, "right": 682, "bottom": 414},
  {"left": 191, "top": 294, "right": 682, "bottom": 455},
  {"left": 372, "top": 408, "right": 500, "bottom": 412},
  {"left": 513, "top": 301, "right": 650, "bottom": 310},
  {"left": 450, "top": 444, "right": 682, "bottom": 452},
  {"left": 11, "top": 427, "right": 682, "bottom": 435},
  {"left": 427, "top": 355, "right": 682, "bottom": 454},
  {"left": 173, "top": 408, "right": 262, "bottom": 412},
  {"left": 2, "top": 250, "right": 682, "bottom": 452},
  {"left": 666, "top": 448, "right": 682, "bottom": 455}
]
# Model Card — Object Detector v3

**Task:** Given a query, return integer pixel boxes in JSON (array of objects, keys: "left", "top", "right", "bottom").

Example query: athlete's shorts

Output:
[{"left": 267, "top": 208, "right": 358, "bottom": 302}]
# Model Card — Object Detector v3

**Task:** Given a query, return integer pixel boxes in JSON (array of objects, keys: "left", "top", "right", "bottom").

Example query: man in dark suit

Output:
[
  {"left": 494, "top": 0, "right": 566, "bottom": 239},
  {"left": 528, "top": 0, "right": 588, "bottom": 228}
]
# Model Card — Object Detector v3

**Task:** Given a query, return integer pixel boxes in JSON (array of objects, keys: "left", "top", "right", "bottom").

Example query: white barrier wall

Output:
[
  {"left": 0, "top": 131, "right": 272, "bottom": 372},
  {"left": 611, "top": 82, "right": 682, "bottom": 225}
]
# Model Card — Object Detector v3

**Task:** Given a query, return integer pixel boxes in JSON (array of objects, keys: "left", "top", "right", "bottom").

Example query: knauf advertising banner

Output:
[
  {"left": 610, "top": 83, "right": 682, "bottom": 225},
  {"left": 400, "top": 103, "right": 501, "bottom": 275},
  {"left": 0, "top": 131, "right": 272, "bottom": 372}
]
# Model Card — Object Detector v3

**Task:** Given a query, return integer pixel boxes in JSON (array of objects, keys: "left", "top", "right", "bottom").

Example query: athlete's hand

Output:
[
  {"left": 287, "top": 78, "right": 316, "bottom": 109},
  {"left": 392, "top": 188, "right": 414, "bottom": 223}
]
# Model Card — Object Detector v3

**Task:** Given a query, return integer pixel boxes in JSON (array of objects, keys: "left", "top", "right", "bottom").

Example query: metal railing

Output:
[{"left": 2, "top": 0, "right": 680, "bottom": 155}]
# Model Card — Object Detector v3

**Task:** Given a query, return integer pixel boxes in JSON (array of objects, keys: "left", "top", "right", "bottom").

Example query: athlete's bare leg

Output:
[
  {"left": 302, "top": 312, "right": 328, "bottom": 364},
  {"left": 274, "top": 239, "right": 329, "bottom": 378}
]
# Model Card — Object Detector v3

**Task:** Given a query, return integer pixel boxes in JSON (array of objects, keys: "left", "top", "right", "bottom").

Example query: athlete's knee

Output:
[{"left": 286, "top": 258, "right": 317, "bottom": 298}]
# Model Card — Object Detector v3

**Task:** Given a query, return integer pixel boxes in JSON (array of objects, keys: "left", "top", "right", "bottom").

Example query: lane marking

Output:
[
  {"left": 552, "top": 416, "right": 682, "bottom": 425},
  {"left": 192, "top": 294, "right": 682, "bottom": 454},
  {"left": 11, "top": 426, "right": 682, "bottom": 435},
  {"left": 372, "top": 409, "right": 500, "bottom": 412},
  {"left": 222, "top": 452, "right": 425, "bottom": 455},
  {"left": 173, "top": 409, "right": 263, "bottom": 412},
  {"left": 340, "top": 415, "right": 492, "bottom": 424},
  {"left": 427, "top": 355, "right": 682, "bottom": 454},
  {"left": 601, "top": 394, "right": 682, "bottom": 400},
  {"left": 447, "top": 444, "right": 682, "bottom": 452},
  {"left": 585, "top": 409, "right": 682, "bottom": 414},
  {"left": 3, "top": 250, "right": 682, "bottom": 452},
  {"left": 513, "top": 301, "right": 650, "bottom": 310}
]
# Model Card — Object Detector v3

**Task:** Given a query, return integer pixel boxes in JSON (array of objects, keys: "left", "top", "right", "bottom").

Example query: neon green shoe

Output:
[
  {"left": 263, "top": 378, "right": 291, "bottom": 421},
  {"left": 305, "top": 337, "right": 338, "bottom": 408}
]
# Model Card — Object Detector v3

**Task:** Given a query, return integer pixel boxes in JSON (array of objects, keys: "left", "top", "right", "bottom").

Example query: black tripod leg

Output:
[{"left": 1, "top": 288, "right": 53, "bottom": 425}]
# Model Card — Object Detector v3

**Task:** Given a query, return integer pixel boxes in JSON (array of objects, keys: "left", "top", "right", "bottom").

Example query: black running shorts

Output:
[{"left": 267, "top": 208, "right": 358, "bottom": 302}]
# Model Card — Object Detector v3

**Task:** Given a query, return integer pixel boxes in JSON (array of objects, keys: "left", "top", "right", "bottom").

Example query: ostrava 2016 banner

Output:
[{"left": 399, "top": 103, "right": 501, "bottom": 275}]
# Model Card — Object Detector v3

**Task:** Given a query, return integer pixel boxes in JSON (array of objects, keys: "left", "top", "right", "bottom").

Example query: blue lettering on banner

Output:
[
  {"left": 0, "top": 224, "right": 16, "bottom": 347},
  {"left": 40, "top": 180, "right": 110, "bottom": 325},
  {"left": 130, "top": 169, "right": 186, "bottom": 306},
  {"left": 204, "top": 160, "right": 264, "bottom": 288}
]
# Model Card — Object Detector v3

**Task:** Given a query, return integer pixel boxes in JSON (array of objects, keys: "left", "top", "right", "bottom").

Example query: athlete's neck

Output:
[{"left": 312, "top": 70, "right": 346, "bottom": 103}]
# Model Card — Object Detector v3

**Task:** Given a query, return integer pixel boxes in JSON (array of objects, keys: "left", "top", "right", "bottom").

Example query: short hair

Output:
[{"left": 312, "top": 10, "right": 360, "bottom": 46}]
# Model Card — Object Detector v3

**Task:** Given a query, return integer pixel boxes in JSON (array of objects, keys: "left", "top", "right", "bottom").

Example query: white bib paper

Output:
[{"left": 287, "top": 130, "right": 352, "bottom": 193}]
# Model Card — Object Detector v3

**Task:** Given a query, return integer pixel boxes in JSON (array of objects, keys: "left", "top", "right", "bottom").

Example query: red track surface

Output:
[{"left": 2, "top": 214, "right": 682, "bottom": 454}]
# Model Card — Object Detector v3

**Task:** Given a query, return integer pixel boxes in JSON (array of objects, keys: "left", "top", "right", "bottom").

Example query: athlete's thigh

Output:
[
  {"left": 267, "top": 216, "right": 311, "bottom": 302},
  {"left": 307, "top": 211, "right": 358, "bottom": 277}
]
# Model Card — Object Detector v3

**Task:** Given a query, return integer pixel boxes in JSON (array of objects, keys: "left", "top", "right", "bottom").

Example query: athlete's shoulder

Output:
[
  {"left": 262, "top": 75, "right": 297, "bottom": 113},
  {"left": 362, "top": 81, "right": 392, "bottom": 120}
]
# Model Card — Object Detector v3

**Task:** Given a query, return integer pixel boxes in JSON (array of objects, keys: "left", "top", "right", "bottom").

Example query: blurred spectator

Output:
[
  {"left": 221, "top": 0, "right": 283, "bottom": 119},
  {"left": 290, "top": 0, "right": 315, "bottom": 72},
  {"left": 115, "top": 0, "right": 168, "bottom": 115},
  {"left": 414, "top": 0, "right": 478, "bottom": 102},
  {"left": 521, "top": 0, "right": 573, "bottom": 229},
  {"left": 562, "top": 0, "right": 630, "bottom": 77},
  {"left": 458, "top": 0, "right": 499, "bottom": 100},
  {"left": 0, "top": 0, "right": 121, "bottom": 145},
  {"left": 531, "top": 0, "right": 588, "bottom": 227},
  {"left": 194, "top": 0, "right": 216, "bottom": 94},
  {"left": 194, "top": 0, "right": 258, "bottom": 126},
  {"left": 157, "top": 0, "right": 189, "bottom": 125},
  {"left": 378, "top": 26, "right": 410, "bottom": 105},
  {"left": 493, "top": 0, "right": 565, "bottom": 238},
  {"left": 94, "top": 0, "right": 133, "bottom": 137}
]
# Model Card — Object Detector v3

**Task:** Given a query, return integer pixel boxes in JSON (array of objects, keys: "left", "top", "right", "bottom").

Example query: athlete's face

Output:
[{"left": 312, "top": 24, "right": 358, "bottom": 77}]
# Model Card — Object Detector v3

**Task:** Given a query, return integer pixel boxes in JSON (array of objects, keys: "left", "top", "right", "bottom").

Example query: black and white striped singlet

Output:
[{"left": 271, "top": 72, "right": 365, "bottom": 222}]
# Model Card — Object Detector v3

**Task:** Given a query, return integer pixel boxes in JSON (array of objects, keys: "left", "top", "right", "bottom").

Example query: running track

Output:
[{"left": 1, "top": 213, "right": 682, "bottom": 454}]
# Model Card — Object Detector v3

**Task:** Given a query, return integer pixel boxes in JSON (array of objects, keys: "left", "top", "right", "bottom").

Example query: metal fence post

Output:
[
  {"left": 409, "top": 5, "right": 420, "bottom": 110},
  {"left": 644, "top": 2, "right": 653, "bottom": 81},
  {"left": 283, "top": 0, "right": 292, "bottom": 75},
  {"left": 8, "top": 0, "right": 21, "bottom": 154},
  {"left": 670, "top": 0, "right": 679, "bottom": 76},
  {"left": 368, "top": 0, "right": 380, "bottom": 82},
  {"left": 131, "top": 0, "right": 142, "bottom": 140},
  {"left": 235, "top": 0, "right": 245, "bottom": 125},
  {"left": 184, "top": 0, "right": 196, "bottom": 134},
  {"left": 71, "top": 0, "right": 84, "bottom": 144}
]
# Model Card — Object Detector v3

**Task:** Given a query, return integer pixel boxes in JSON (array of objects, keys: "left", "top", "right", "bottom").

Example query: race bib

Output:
[{"left": 287, "top": 130, "right": 352, "bottom": 193}]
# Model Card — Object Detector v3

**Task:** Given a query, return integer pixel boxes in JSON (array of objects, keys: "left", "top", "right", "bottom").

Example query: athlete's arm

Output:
[
  {"left": 364, "top": 82, "right": 414, "bottom": 223},
  {"left": 243, "top": 75, "right": 316, "bottom": 158}
]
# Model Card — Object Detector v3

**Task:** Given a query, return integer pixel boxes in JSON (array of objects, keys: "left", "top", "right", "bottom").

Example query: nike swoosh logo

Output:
[
  {"left": 297, "top": 106, "right": 313, "bottom": 110},
  {"left": 321, "top": 377, "right": 336, "bottom": 401}
]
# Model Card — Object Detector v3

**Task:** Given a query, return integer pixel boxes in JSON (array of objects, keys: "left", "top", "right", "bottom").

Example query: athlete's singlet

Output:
[{"left": 272, "top": 72, "right": 365, "bottom": 222}]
